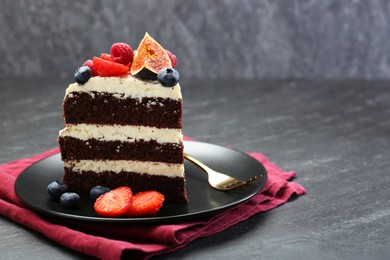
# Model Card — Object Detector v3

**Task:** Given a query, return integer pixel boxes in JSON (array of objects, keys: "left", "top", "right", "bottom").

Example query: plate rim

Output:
[{"left": 15, "top": 141, "right": 268, "bottom": 223}]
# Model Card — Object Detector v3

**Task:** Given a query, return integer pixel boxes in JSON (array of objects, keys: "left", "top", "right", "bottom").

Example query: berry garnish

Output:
[
  {"left": 82, "top": 59, "right": 97, "bottom": 76},
  {"left": 100, "top": 53, "right": 113, "bottom": 62},
  {"left": 110, "top": 42, "right": 133, "bottom": 65},
  {"left": 94, "top": 186, "right": 133, "bottom": 217},
  {"left": 90, "top": 185, "right": 111, "bottom": 202},
  {"left": 60, "top": 192, "right": 80, "bottom": 209},
  {"left": 166, "top": 50, "right": 177, "bottom": 68},
  {"left": 47, "top": 181, "right": 68, "bottom": 200},
  {"left": 127, "top": 191, "right": 165, "bottom": 217},
  {"left": 92, "top": 56, "right": 129, "bottom": 77},
  {"left": 157, "top": 68, "right": 180, "bottom": 87},
  {"left": 74, "top": 66, "right": 92, "bottom": 85}
]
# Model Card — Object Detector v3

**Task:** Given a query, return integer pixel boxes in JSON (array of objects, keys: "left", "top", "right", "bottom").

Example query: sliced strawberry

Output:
[
  {"left": 82, "top": 59, "right": 97, "bottom": 76},
  {"left": 100, "top": 53, "right": 114, "bottom": 62},
  {"left": 94, "top": 186, "right": 133, "bottom": 217},
  {"left": 127, "top": 191, "right": 165, "bottom": 217},
  {"left": 92, "top": 56, "right": 129, "bottom": 77}
]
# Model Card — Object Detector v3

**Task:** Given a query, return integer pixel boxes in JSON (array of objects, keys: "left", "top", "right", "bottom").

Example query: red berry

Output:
[
  {"left": 82, "top": 59, "right": 97, "bottom": 76},
  {"left": 100, "top": 53, "right": 113, "bottom": 62},
  {"left": 94, "top": 186, "right": 133, "bottom": 217},
  {"left": 92, "top": 56, "right": 129, "bottom": 76},
  {"left": 127, "top": 191, "right": 165, "bottom": 217},
  {"left": 166, "top": 50, "right": 177, "bottom": 68},
  {"left": 110, "top": 42, "right": 133, "bottom": 65}
]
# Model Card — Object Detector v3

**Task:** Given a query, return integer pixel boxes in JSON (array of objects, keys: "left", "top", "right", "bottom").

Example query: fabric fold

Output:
[{"left": 0, "top": 145, "right": 306, "bottom": 260}]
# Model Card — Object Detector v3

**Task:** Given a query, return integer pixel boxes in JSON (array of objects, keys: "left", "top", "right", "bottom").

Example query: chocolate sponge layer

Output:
[
  {"left": 63, "top": 168, "right": 188, "bottom": 203},
  {"left": 63, "top": 92, "right": 182, "bottom": 128},
  {"left": 58, "top": 136, "right": 183, "bottom": 163}
]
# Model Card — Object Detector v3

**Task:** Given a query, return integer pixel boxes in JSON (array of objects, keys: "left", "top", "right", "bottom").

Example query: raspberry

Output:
[
  {"left": 82, "top": 59, "right": 97, "bottom": 76},
  {"left": 166, "top": 50, "right": 177, "bottom": 68},
  {"left": 110, "top": 42, "right": 133, "bottom": 65},
  {"left": 92, "top": 56, "right": 129, "bottom": 76}
]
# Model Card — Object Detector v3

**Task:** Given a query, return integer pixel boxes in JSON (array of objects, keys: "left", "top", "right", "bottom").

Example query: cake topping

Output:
[
  {"left": 74, "top": 33, "right": 179, "bottom": 86},
  {"left": 166, "top": 50, "right": 177, "bottom": 68},
  {"left": 157, "top": 68, "right": 180, "bottom": 87},
  {"left": 100, "top": 53, "right": 114, "bottom": 62},
  {"left": 130, "top": 32, "right": 172, "bottom": 79},
  {"left": 110, "top": 42, "right": 134, "bottom": 65},
  {"left": 74, "top": 66, "right": 92, "bottom": 85},
  {"left": 92, "top": 56, "right": 129, "bottom": 76},
  {"left": 82, "top": 59, "right": 97, "bottom": 76}
]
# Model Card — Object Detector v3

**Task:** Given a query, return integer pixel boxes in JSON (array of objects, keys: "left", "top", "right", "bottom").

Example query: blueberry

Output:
[
  {"left": 157, "top": 68, "right": 180, "bottom": 87},
  {"left": 47, "top": 181, "right": 68, "bottom": 200},
  {"left": 74, "top": 66, "right": 92, "bottom": 85},
  {"left": 60, "top": 192, "right": 80, "bottom": 209},
  {"left": 90, "top": 185, "right": 111, "bottom": 202}
]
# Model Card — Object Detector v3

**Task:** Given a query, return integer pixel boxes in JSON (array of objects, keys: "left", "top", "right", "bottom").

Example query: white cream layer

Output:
[
  {"left": 59, "top": 124, "right": 183, "bottom": 144},
  {"left": 65, "top": 160, "right": 184, "bottom": 178},
  {"left": 66, "top": 75, "right": 182, "bottom": 100}
]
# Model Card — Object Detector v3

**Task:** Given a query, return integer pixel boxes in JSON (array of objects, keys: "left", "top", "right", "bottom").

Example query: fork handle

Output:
[{"left": 183, "top": 153, "right": 214, "bottom": 173}]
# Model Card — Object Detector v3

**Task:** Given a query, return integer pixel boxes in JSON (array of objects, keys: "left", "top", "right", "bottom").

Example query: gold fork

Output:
[{"left": 184, "top": 153, "right": 262, "bottom": 191}]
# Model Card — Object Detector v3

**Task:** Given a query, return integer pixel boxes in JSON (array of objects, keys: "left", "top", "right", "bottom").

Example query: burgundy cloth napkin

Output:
[{"left": 0, "top": 140, "right": 306, "bottom": 260}]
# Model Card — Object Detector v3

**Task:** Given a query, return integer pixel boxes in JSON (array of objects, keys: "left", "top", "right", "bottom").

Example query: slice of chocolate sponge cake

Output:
[{"left": 58, "top": 34, "right": 187, "bottom": 203}]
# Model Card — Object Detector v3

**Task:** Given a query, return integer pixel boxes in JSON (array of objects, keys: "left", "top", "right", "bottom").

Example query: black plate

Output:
[{"left": 15, "top": 141, "right": 267, "bottom": 223}]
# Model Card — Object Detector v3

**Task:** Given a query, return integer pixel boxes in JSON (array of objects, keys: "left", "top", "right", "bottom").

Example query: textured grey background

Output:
[{"left": 1, "top": 0, "right": 390, "bottom": 80}]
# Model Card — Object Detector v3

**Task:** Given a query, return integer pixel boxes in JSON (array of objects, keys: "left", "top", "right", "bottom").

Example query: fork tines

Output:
[{"left": 223, "top": 174, "right": 262, "bottom": 189}]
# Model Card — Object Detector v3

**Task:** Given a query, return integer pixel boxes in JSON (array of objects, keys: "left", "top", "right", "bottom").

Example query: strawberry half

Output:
[
  {"left": 92, "top": 56, "right": 129, "bottom": 77},
  {"left": 100, "top": 53, "right": 114, "bottom": 62},
  {"left": 94, "top": 186, "right": 133, "bottom": 217},
  {"left": 127, "top": 191, "right": 165, "bottom": 217},
  {"left": 82, "top": 59, "right": 97, "bottom": 76}
]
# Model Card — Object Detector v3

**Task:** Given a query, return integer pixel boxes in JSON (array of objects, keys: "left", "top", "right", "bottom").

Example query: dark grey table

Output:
[{"left": 1, "top": 78, "right": 389, "bottom": 259}]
